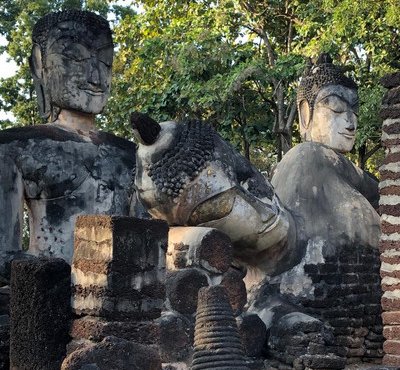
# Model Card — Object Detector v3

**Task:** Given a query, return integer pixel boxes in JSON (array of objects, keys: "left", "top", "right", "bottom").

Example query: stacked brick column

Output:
[
  {"left": 380, "top": 71, "right": 400, "bottom": 366},
  {"left": 69, "top": 215, "right": 168, "bottom": 349}
]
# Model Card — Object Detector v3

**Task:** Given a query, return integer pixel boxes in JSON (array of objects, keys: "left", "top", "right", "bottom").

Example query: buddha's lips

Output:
[
  {"left": 339, "top": 132, "right": 355, "bottom": 139},
  {"left": 81, "top": 89, "right": 104, "bottom": 96}
]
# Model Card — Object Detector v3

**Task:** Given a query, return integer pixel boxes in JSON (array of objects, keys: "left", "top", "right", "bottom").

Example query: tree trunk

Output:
[
  {"left": 358, "top": 144, "right": 366, "bottom": 169},
  {"left": 243, "top": 138, "right": 250, "bottom": 161}
]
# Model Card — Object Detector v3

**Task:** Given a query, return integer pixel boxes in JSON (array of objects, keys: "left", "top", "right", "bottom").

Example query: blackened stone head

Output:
[
  {"left": 30, "top": 10, "right": 113, "bottom": 121},
  {"left": 130, "top": 112, "right": 161, "bottom": 145}
]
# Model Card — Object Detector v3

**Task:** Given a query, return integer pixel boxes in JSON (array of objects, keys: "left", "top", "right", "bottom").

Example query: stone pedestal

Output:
[
  {"left": 380, "top": 72, "right": 400, "bottom": 366},
  {"left": 72, "top": 215, "right": 168, "bottom": 321},
  {"left": 10, "top": 258, "right": 71, "bottom": 370},
  {"left": 68, "top": 215, "right": 168, "bottom": 360}
]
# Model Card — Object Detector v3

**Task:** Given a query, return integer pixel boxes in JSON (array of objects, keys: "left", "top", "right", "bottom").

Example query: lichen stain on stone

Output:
[{"left": 279, "top": 239, "right": 325, "bottom": 299}]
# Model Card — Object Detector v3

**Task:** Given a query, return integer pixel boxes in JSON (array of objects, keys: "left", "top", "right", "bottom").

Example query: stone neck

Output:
[{"left": 52, "top": 109, "right": 97, "bottom": 135}]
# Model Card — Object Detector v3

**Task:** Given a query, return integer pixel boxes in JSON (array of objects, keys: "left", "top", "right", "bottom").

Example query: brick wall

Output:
[{"left": 380, "top": 71, "right": 400, "bottom": 366}]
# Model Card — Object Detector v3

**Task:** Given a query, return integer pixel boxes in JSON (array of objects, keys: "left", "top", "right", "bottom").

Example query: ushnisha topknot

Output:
[
  {"left": 297, "top": 53, "right": 357, "bottom": 112},
  {"left": 32, "top": 9, "right": 112, "bottom": 56}
]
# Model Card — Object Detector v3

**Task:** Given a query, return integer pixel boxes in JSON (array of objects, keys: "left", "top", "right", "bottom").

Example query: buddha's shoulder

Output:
[
  {"left": 0, "top": 124, "right": 85, "bottom": 144},
  {"left": 279, "top": 142, "right": 348, "bottom": 167},
  {"left": 0, "top": 125, "right": 136, "bottom": 152},
  {"left": 91, "top": 130, "right": 136, "bottom": 153},
  {"left": 272, "top": 142, "right": 351, "bottom": 186}
]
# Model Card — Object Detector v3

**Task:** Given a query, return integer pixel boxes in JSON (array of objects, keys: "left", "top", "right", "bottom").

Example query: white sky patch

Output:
[{"left": 0, "top": 35, "right": 17, "bottom": 121}]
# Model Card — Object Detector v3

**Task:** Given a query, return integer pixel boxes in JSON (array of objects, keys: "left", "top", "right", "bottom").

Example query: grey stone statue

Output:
[
  {"left": 131, "top": 113, "right": 296, "bottom": 275},
  {"left": 131, "top": 55, "right": 379, "bottom": 279},
  {"left": 0, "top": 10, "right": 137, "bottom": 276},
  {"left": 252, "top": 55, "right": 382, "bottom": 367},
  {"left": 272, "top": 54, "right": 379, "bottom": 263},
  {"left": 132, "top": 55, "right": 382, "bottom": 366}
]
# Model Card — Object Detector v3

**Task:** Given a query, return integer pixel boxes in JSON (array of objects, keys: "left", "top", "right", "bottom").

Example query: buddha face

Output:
[
  {"left": 37, "top": 21, "right": 113, "bottom": 115},
  {"left": 299, "top": 85, "right": 358, "bottom": 153}
]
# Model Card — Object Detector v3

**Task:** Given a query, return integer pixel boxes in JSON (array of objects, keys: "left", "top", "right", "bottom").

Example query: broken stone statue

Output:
[
  {"left": 0, "top": 10, "right": 138, "bottom": 277},
  {"left": 131, "top": 112, "right": 294, "bottom": 275},
  {"left": 260, "top": 54, "right": 382, "bottom": 367},
  {"left": 132, "top": 54, "right": 382, "bottom": 367}
]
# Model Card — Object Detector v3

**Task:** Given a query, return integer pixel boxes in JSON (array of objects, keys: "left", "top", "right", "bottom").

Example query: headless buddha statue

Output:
[{"left": 0, "top": 10, "right": 137, "bottom": 275}]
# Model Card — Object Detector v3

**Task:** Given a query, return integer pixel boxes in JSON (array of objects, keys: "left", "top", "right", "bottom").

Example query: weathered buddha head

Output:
[
  {"left": 30, "top": 10, "right": 113, "bottom": 121},
  {"left": 297, "top": 54, "right": 358, "bottom": 153}
]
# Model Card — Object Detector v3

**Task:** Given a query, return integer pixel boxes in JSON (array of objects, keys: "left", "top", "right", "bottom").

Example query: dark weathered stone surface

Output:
[
  {"left": 0, "top": 286, "right": 9, "bottom": 316},
  {"left": 166, "top": 268, "right": 208, "bottom": 315},
  {"left": 0, "top": 315, "right": 9, "bottom": 370},
  {"left": 61, "top": 336, "right": 161, "bottom": 370},
  {"left": 268, "top": 312, "right": 346, "bottom": 369},
  {"left": 70, "top": 316, "right": 160, "bottom": 344},
  {"left": 381, "top": 72, "right": 400, "bottom": 88},
  {"left": 237, "top": 313, "right": 267, "bottom": 357},
  {"left": 10, "top": 258, "right": 71, "bottom": 370},
  {"left": 380, "top": 106, "right": 400, "bottom": 120},
  {"left": 221, "top": 268, "right": 247, "bottom": 316},
  {"left": 0, "top": 125, "right": 137, "bottom": 275},
  {"left": 156, "top": 312, "right": 194, "bottom": 362}
]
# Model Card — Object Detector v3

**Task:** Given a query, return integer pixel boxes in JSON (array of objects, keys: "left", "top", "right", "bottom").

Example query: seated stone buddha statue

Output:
[
  {"left": 0, "top": 10, "right": 137, "bottom": 275},
  {"left": 271, "top": 54, "right": 379, "bottom": 253},
  {"left": 131, "top": 56, "right": 382, "bottom": 365},
  {"left": 253, "top": 55, "right": 382, "bottom": 360}
]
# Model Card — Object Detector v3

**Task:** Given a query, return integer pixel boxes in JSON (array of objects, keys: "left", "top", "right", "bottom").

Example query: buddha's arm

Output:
[
  {"left": 0, "top": 151, "right": 24, "bottom": 275},
  {"left": 344, "top": 160, "right": 379, "bottom": 209}
]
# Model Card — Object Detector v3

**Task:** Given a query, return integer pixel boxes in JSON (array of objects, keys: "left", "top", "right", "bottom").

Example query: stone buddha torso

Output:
[
  {"left": 272, "top": 141, "right": 379, "bottom": 253},
  {"left": 0, "top": 10, "right": 140, "bottom": 274},
  {"left": 0, "top": 124, "right": 136, "bottom": 263}
]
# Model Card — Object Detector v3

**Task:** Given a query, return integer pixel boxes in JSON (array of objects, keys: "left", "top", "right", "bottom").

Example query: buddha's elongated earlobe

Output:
[
  {"left": 29, "top": 44, "right": 51, "bottom": 120},
  {"left": 298, "top": 99, "right": 311, "bottom": 140}
]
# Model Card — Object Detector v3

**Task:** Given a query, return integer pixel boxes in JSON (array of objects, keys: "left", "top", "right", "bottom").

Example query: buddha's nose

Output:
[
  {"left": 88, "top": 59, "right": 101, "bottom": 87},
  {"left": 346, "top": 112, "right": 356, "bottom": 132}
]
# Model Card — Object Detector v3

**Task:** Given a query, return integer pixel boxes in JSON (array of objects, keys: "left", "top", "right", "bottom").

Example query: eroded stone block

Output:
[
  {"left": 70, "top": 316, "right": 160, "bottom": 344},
  {"left": 72, "top": 215, "right": 168, "bottom": 320},
  {"left": 61, "top": 336, "right": 161, "bottom": 370},
  {"left": 166, "top": 268, "right": 208, "bottom": 315},
  {"left": 156, "top": 312, "right": 194, "bottom": 362}
]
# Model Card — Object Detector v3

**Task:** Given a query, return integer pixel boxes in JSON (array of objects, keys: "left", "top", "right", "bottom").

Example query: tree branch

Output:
[
  {"left": 364, "top": 143, "right": 381, "bottom": 162},
  {"left": 285, "top": 100, "right": 297, "bottom": 131},
  {"left": 243, "top": 25, "right": 275, "bottom": 66}
]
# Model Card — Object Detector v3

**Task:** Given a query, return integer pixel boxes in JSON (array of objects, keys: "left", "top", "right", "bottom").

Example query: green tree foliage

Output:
[{"left": 104, "top": 0, "right": 280, "bottom": 163}]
